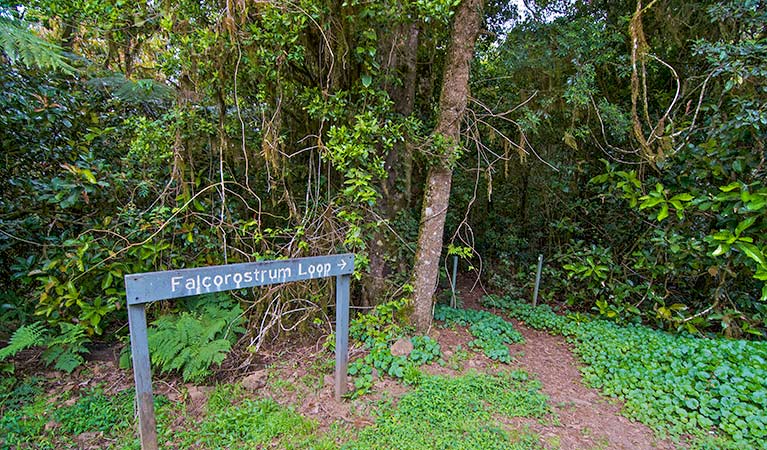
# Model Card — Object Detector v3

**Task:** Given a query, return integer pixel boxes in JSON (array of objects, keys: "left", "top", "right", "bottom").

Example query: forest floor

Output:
[
  {"left": 5, "top": 276, "right": 680, "bottom": 449},
  {"left": 454, "top": 277, "right": 674, "bottom": 450}
]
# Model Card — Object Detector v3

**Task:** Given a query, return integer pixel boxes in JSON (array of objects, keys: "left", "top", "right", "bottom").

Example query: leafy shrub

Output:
[
  {"left": 145, "top": 295, "right": 245, "bottom": 382},
  {"left": 434, "top": 305, "right": 523, "bottom": 362},
  {"left": 348, "top": 335, "right": 441, "bottom": 394},
  {"left": 489, "top": 295, "right": 767, "bottom": 448},
  {"left": 349, "top": 297, "right": 410, "bottom": 347},
  {"left": 482, "top": 295, "right": 573, "bottom": 333}
]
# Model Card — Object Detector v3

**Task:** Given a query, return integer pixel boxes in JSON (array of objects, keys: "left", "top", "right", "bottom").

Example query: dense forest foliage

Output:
[{"left": 1, "top": 0, "right": 765, "bottom": 372}]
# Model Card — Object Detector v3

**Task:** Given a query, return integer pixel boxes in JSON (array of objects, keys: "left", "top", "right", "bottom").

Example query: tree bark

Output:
[
  {"left": 411, "top": 0, "right": 484, "bottom": 332},
  {"left": 362, "top": 21, "right": 420, "bottom": 307}
]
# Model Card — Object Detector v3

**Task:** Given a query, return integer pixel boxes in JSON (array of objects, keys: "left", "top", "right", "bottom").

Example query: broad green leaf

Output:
[
  {"left": 735, "top": 217, "right": 757, "bottom": 236},
  {"left": 712, "top": 230, "right": 732, "bottom": 241},
  {"left": 746, "top": 196, "right": 767, "bottom": 211},
  {"left": 101, "top": 272, "right": 113, "bottom": 289},
  {"left": 589, "top": 173, "right": 609, "bottom": 184},
  {"left": 639, "top": 196, "right": 664, "bottom": 209},
  {"left": 670, "top": 193, "right": 694, "bottom": 202},
  {"left": 719, "top": 182, "right": 741, "bottom": 192},
  {"left": 657, "top": 204, "right": 669, "bottom": 221},
  {"left": 81, "top": 169, "right": 97, "bottom": 184}
]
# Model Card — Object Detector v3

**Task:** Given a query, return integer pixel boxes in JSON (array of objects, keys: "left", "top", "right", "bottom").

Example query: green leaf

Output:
[
  {"left": 657, "top": 204, "right": 669, "bottom": 221},
  {"left": 81, "top": 169, "right": 97, "bottom": 184},
  {"left": 719, "top": 182, "right": 741, "bottom": 192},
  {"left": 746, "top": 197, "right": 767, "bottom": 211},
  {"left": 670, "top": 193, "right": 694, "bottom": 202},
  {"left": 639, "top": 196, "right": 664, "bottom": 209},
  {"left": 712, "top": 230, "right": 733, "bottom": 241},
  {"left": 361, "top": 74, "right": 372, "bottom": 88},
  {"left": 101, "top": 272, "right": 113, "bottom": 289},
  {"left": 589, "top": 173, "right": 609, "bottom": 184},
  {"left": 735, "top": 217, "right": 756, "bottom": 236},
  {"left": 736, "top": 243, "right": 765, "bottom": 265}
]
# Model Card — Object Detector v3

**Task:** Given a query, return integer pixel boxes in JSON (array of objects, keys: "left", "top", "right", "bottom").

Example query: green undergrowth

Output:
[
  {"left": 348, "top": 299, "right": 441, "bottom": 396},
  {"left": 483, "top": 295, "right": 767, "bottom": 449},
  {"left": 344, "top": 370, "right": 549, "bottom": 450},
  {"left": 0, "top": 380, "right": 342, "bottom": 450},
  {"left": 173, "top": 384, "right": 339, "bottom": 449},
  {"left": 0, "top": 385, "right": 138, "bottom": 449},
  {"left": 434, "top": 305, "right": 524, "bottom": 363}
]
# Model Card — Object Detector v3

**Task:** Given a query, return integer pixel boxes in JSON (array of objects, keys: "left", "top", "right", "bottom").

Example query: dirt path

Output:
[
  {"left": 455, "top": 276, "right": 675, "bottom": 450},
  {"left": 510, "top": 322, "right": 673, "bottom": 449}
]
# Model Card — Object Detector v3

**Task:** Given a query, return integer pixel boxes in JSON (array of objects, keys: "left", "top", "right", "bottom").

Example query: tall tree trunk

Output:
[
  {"left": 411, "top": 0, "right": 484, "bottom": 332},
  {"left": 362, "top": 22, "right": 420, "bottom": 307}
]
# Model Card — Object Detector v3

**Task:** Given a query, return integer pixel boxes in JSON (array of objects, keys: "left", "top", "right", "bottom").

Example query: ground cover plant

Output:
[
  {"left": 434, "top": 305, "right": 524, "bottom": 363},
  {"left": 483, "top": 295, "right": 767, "bottom": 449},
  {"left": 172, "top": 384, "right": 340, "bottom": 450},
  {"left": 347, "top": 298, "right": 441, "bottom": 395},
  {"left": 0, "top": 381, "right": 339, "bottom": 450},
  {"left": 344, "top": 370, "right": 549, "bottom": 450},
  {"left": 0, "top": 386, "right": 137, "bottom": 449}
]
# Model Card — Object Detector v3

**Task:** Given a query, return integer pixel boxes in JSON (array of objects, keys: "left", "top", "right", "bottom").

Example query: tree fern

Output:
[
  {"left": 0, "top": 17, "right": 75, "bottom": 73},
  {"left": 0, "top": 322, "right": 46, "bottom": 361}
]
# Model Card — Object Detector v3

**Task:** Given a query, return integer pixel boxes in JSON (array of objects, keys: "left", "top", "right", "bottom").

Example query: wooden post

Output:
[
  {"left": 334, "top": 274, "right": 350, "bottom": 401},
  {"left": 533, "top": 254, "right": 543, "bottom": 307},
  {"left": 127, "top": 303, "right": 158, "bottom": 450},
  {"left": 450, "top": 255, "right": 458, "bottom": 308}
]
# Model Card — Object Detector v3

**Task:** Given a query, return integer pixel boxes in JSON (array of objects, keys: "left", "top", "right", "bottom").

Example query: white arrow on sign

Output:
[{"left": 338, "top": 259, "right": 347, "bottom": 270}]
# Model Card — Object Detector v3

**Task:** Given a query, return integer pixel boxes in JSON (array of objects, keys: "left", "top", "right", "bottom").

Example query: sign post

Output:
[{"left": 125, "top": 253, "right": 354, "bottom": 450}]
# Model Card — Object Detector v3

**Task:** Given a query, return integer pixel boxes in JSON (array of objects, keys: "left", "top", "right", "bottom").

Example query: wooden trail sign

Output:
[{"left": 125, "top": 253, "right": 354, "bottom": 450}]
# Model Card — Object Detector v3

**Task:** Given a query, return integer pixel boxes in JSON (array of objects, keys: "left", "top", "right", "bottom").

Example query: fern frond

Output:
[
  {"left": 0, "top": 17, "right": 75, "bottom": 73},
  {"left": 182, "top": 339, "right": 230, "bottom": 382},
  {"left": 147, "top": 300, "right": 244, "bottom": 382},
  {"left": 0, "top": 322, "right": 47, "bottom": 361},
  {"left": 41, "top": 323, "right": 90, "bottom": 373},
  {"left": 85, "top": 74, "right": 173, "bottom": 103}
]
